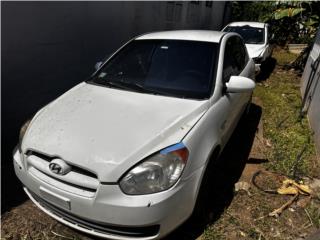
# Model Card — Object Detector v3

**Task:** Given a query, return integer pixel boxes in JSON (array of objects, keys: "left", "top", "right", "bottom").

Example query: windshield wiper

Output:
[
  {"left": 90, "top": 78, "right": 184, "bottom": 98},
  {"left": 124, "top": 82, "right": 158, "bottom": 94},
  {"left": 91, "top": 78, "right": 157, "bottom": 93},
  {"left": 107, "top": 81, "right": 135, "bottom": 90},
  {"left": 97, "top": 79, "right": 134, "bottom": 91},
  {"left": 123, "top": 82, "right": 183, "bottom": 97},
  {"left": 90, "top": 76, "right": 139, "bottom": 91}
]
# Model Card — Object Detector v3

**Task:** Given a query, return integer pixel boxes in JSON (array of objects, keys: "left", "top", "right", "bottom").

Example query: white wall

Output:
[
  {"left": 301, "top": 28, "right": 320, "bottom": 154},
  {"left": 1, "top": 1, "right": 230, "bottom": 212}
]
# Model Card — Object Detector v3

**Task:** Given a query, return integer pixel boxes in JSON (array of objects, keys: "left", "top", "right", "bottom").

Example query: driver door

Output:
[{"left": 220, "top": 36, "right": 253, "bottom": 145}]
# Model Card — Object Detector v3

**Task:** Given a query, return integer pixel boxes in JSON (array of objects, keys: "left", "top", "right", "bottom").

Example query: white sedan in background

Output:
[
  {"left": 223, "top": 21, "right": 273, "bottom": 70},
  {"left": 14, "top": 30, "right": 255, "bottom": 239}
]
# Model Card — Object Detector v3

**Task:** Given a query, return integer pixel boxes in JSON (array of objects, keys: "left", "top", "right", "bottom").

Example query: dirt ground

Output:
[
  {"left": 2, "top": 48, "right": 320, "bottom": 240},
  {"left": 199, "top": 101, "right": 320, "bottom": 240}
]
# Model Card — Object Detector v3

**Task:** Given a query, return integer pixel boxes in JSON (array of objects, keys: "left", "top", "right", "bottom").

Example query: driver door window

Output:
[{"left": 222, "top": 36, "right": 247, "bottom": 83}]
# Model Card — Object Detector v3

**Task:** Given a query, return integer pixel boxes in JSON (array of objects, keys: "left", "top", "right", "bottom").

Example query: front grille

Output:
[
  {"left": 26, "top": 150, "right": 99, "bottom": 197},
  {"left": 30, "top": 191, "right": 160, "bottom": 238},
  {"left": 27, "top": 150, "right": 97, "bottom": 178}
]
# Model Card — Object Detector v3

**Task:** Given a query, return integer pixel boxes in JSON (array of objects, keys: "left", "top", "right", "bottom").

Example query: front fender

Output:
[{"left": 182, "top": 101, "right": 225, "bottom": 179}]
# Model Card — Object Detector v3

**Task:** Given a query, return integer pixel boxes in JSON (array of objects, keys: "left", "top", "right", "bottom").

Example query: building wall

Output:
[
  {"left": 301, "top": 28, "right": 320, "bottom": 154},
  {"left": 1, "top": 1, "right": 230, "bottom": 212}
]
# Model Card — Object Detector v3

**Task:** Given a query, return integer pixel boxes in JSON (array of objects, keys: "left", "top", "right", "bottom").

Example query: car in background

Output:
[
  {"left": 14, "top": 30, "right": 255, "bottom": 239},
  {"left": 222, "top": 21, "right": 273, "bottom": 70}
]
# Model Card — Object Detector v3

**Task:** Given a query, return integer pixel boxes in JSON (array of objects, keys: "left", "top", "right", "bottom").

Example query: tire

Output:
[
  {"left": 191, "top": 148, "right": 221, "bottom": 224},
  {"left": 244, "top": 95, "right": 252, "bottom": 116}
]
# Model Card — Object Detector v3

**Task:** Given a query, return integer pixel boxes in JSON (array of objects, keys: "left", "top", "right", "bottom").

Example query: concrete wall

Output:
[
  {"left": 1, "top": 1, "right": 230, "bottom": 212},
  {"left": 301, "top": 28, "right": 320, "bottom": 154}
]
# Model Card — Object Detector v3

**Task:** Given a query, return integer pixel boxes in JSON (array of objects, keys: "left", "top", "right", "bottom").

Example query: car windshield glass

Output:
[
  {"left": 224, "top": 26, "right": 265, "bottom": 44},
  {"left": 89, "top": 40, "right": 218, "bottom": 99}
]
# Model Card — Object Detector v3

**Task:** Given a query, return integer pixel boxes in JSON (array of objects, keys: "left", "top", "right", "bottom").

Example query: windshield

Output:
[
  {"left": 89, "top": 40, "right": 218, "bottom": 99},
  {"left": 224, "top": 26, "right": 265, "bottom": 44}
]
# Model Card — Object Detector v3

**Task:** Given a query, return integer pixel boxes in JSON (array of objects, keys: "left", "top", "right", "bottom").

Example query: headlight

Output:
[
  {"left": 18, "top": 119, "right": 31, "bottom": 151},
  {"left": 119, "top": 143, "right": 189, "bottom": 195}
]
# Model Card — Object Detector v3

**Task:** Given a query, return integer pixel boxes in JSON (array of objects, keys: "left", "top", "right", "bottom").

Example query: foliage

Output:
[
  {"left": 231, "top": 1, "right": 320, "bottom": 45},
  {"left": 306, "top": 201, "right": 320, "bottom": 228},
  {"left": 231, "top": 1, "right": 276, "bottom": 23},
  {"left": 274, "top": 7, "right": 305, "bottom": 20},
  {"left": 254, "top": 49, "right": 317, "bottom": 178}
]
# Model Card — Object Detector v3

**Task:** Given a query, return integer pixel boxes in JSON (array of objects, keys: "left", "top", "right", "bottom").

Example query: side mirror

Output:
[
  {"left": 95, "top": 61, "right": 103, "bottom": 70},
  {"left": 226, "top": 76, "right": 255, "bottom": 93}
]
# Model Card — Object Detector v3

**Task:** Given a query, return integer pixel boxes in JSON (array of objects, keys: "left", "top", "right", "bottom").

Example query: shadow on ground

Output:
[
  {"left": 165, "top": 103, "right": 262, "bottom": 240},
  {"left": 1, "top": 126, "right": 29, "bottom": 214},
  {"left": 256, "top": 57, "right": 277, "bottom": 82}
]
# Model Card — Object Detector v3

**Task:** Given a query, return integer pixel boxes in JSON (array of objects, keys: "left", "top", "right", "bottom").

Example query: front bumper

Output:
[{"left": 13, "top": 148, "right": 203, "bottom": 239}]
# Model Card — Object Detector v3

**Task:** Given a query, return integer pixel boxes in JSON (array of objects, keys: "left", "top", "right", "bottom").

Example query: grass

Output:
[
  {"left": 306, "top": 201, "right": 320, "bottom": 228},
  {"left": 254, "top": 48, "right": 318, "bottom": 178},
  {"left": 272, "top": 49, "right": 298, "bottom": 66},
  {"left": 201, "top": 47, "right": 319, "bottom": 240}
]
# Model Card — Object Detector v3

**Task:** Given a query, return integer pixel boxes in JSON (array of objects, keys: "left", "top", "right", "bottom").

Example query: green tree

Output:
[{"left": 231, "top": 1, "right": 320, "bottom": 45}]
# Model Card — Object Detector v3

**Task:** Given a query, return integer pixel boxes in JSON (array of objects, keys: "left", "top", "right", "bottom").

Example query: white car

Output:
[
  {"left": 222, "top": 22, "right": 273, "bottom": 68},
  {"left": 14, "top": 30, "right": 255, "bottom": 239}
]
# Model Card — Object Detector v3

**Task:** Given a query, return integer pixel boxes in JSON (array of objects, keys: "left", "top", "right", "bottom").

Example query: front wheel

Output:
[
  {"left": 244, "top": 95, "right": 252, "bottom": 116},
  {"left": 191, "top": 148, "right": 223, "bottom": 224}
]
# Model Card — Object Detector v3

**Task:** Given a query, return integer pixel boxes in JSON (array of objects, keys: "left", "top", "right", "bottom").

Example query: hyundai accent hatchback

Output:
[{"left": 14, "top": 30, "right": 255, "bottom": 239}]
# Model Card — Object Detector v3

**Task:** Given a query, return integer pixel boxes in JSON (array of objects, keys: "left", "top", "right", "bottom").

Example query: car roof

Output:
[
  {"left": 136, "top": 30, "right": 226, "bottom": 43},
  {"left": 225, "top": 21, "right": 266, "bottom": 28}
]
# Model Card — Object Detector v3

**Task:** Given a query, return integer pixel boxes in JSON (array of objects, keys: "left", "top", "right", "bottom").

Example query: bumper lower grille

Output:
[{"left": 30, "top": 191, "right": 160, "bottom": 238}]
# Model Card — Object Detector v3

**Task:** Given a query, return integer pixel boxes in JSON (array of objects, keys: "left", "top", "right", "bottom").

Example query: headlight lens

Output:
[
  {"left": 18, "top": 119, "right": 31, "bottom": 151},
  {"left": 119, "top": 143, "right": 189, "bottom": 195}
]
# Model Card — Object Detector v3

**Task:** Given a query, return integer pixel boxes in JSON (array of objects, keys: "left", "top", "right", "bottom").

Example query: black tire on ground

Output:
[{"left": 191, "top": 147, "right": 221, "bottom": 224}]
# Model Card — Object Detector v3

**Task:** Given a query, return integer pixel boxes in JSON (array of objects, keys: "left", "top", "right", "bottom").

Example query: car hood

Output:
[
  {"left": 23, "top": 82, "right": 208, "bottom": 182},
  {"left": 246, "top": 44, "right": 266, "bottom": 59}
]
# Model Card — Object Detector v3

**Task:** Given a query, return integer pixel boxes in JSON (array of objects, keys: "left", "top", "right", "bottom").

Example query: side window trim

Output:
[
  {"left": 222, "top": 37, "right": 234, "bottom": 83},
  {"left": 222, "top": 35, "right": 246, "bottom": 83}
]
